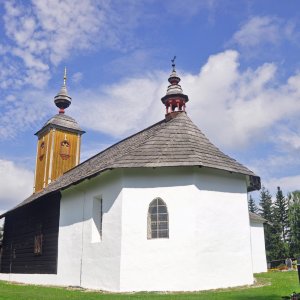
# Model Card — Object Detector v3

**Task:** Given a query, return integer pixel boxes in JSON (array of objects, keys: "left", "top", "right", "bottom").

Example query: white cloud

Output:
[
  {"left": 0, "top": 0, "right": 142, "bottom": 89},
  {"left": 232, "top": 16, "right": 281, "bottom": 47},
  {"left": 0, "top": 160, "right": 33, "bottom": 212},
  {"left": 0, "top": 89, "right": 52, "bottom": 139},
  {"left": 264, "top": 175, "right": 300, "bottom": 196},
  {"left": 72, "top": 72, "right": 83, "bottom": 84},
  {"left": 164, "top": 0, "right": 216, "bottom": 18},
  {"left": 71, "top": 72, "right": 165, "bottom": 137},
  {"left": 275, "top": 126, "right": 300, "bottom": 152},
  {"left": 231, "top": 16, "right": 298, "bottom": 50}
]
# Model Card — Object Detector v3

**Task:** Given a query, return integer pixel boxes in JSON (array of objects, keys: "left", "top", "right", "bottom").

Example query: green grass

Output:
[{"left": 0, "top": 271, "right": 298, "bottom": 300}]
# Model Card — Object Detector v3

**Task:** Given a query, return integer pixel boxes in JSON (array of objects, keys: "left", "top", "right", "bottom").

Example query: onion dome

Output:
[
  {"left": 54, "top": 67, "right": 72, "bottom": 114},
  {"left": 161, "top": 56, "right": 189, "bottom": 117}
]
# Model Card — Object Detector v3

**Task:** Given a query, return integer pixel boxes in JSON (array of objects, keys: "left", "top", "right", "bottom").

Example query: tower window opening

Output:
[
  {"left": 60, "top": 139, "right": 70, "bottom": 160},
  {"left": 39, "top": 141, "right": 45, "bottom": 161}
]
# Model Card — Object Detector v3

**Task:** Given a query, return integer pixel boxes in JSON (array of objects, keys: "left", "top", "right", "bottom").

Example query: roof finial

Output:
[
  {"left": 63, "top": 66, "right": 67, "bottom": 86},
  {"left": 54, "top": 67, "right": 72, "bottom": 114},
  {"left": 171, "top": 56, "right": 176, "bottom": 71},
  {"left": 161, "top": 57, "right": 189, "bottom": 119}
]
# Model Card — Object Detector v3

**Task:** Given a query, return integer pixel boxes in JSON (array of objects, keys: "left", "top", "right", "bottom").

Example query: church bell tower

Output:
[{"left": 34, "top": 68, "right": 85, "bottom": 193}]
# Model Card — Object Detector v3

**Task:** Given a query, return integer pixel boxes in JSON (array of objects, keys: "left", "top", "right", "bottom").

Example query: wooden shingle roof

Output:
[
  {"left": 1, "top": 112, "right": 258, "bottom": 216},
  {"left": 35, "top": 113, "right": 85, "bottom": 136}
]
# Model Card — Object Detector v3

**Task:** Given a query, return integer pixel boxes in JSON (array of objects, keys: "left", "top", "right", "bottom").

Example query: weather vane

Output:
[{"left": 171, "top": 56, "right": 176, "bottom": 71}]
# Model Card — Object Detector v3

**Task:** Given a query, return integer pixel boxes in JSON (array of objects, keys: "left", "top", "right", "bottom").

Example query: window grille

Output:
[{"left": 148, "top": 198, "right": 169, "bottom": 239}]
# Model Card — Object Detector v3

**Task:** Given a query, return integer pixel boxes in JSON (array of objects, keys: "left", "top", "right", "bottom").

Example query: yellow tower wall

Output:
[{"left": 34, "top": 128, "right": 81, "bottom": 193}]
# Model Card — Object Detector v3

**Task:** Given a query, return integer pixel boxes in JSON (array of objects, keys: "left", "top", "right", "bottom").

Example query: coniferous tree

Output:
[
  {"left": 248, "top": 194, "right": 258, "bottom": 213},
  {"left": 272, "top": 186, "right": 289, "bottom": 258},
  {"left": 259, "top": 186, "right": 272, "bottom": 221},
  {"left": 274, "top": 186, "right": 289, "bottom": 242},
  {"left": 288, "top": 191, "right": 300, "bottom": 257},
  {"left": 259, "top": 186, "right": 275, "bottom": 260}
]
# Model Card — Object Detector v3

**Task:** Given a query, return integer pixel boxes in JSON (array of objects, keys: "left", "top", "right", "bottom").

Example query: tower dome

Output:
[{"left": 54, "top": 67, "right": 72, "bottom": 114}]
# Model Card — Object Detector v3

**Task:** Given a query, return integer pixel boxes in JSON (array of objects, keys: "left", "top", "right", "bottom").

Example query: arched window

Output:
[
  {"left": 147, "top": 198, "right": 169, "bottom": 239},
  {"left": 60, "top": 140, "right": 70, "bottom": 160}
]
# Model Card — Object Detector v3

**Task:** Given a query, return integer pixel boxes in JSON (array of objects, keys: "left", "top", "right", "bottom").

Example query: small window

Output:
[
  {"left": 147, "top": 198, "right": 169, "bottom": 239},
  {"left": 60, "top": 140, "right": 70, "bottom": 160},
  {"left": 92, "top": 196, "right": 103, "bottom": 242}
]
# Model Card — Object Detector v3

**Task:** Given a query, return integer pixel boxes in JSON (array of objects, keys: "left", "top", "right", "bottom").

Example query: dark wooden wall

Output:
[{"left": 0, "top": 193, "right": 61, "bottom": 274}]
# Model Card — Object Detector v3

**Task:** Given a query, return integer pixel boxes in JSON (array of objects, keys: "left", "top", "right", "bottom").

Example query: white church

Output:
[{"left": 0, "top": 62, "right": 267, "bottom": 292}]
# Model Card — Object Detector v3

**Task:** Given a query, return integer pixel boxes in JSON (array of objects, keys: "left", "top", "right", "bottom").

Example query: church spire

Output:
[
  {"left": 54, "top": 67, "right": 72, "bottom": 114},
  {"left": 161, "top": 57, "right": 189, "bottom": 119}
]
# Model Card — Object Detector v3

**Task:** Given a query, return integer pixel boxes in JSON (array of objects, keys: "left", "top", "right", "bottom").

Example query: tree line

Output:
[{"left": 249, "top": 187, "right": 300, "bottom": 261}]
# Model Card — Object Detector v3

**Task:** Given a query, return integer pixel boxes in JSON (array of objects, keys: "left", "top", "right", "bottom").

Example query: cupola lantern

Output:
[{"left": 161, "top": 57, "right": 189, "bottom": 118}]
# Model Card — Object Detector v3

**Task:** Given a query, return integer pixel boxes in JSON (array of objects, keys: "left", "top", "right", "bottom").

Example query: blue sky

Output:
[{"left": 0, "top": 0, "right": 300, "bottom": 214}]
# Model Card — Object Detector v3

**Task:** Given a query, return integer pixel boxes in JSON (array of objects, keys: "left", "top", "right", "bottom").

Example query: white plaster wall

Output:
[
  {"left": 0, "top": 273, "right": 58, "bottom": 285},
  {"left": 0, "top": 166, "right": 256, "bottom": 292},
  {"left": 119, "top": 167, "right": 254, "bottom": 292},
  {"left": 250, "top": 221, "right": 267, "bottom": 273},
  {"left": 56, "top": 169, "right": 123, "bottom": 291},
  {"left": 0, "top": 169, "right": 123, "bottom": 291}
]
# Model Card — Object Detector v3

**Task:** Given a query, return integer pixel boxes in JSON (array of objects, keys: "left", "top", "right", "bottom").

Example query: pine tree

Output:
[
  {"left": 274, "top": 186, "right": 289, "bottom": 242},
  {"left": 248, "top": 194, "right": 258, "bottom": 213},
  {"left": 272, "top": 186, "right": 289, "bottom": 258},
  {"left": 259, "top": 186, "right": 275, "bottom": 260},
  {"left": 288, "top": 191, "right": 300, "bottom": 257},
  {"left": 259, "top": 186, "right": 272, "bottom": 221}
]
